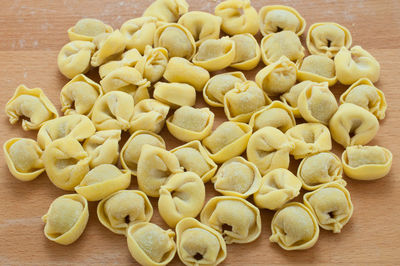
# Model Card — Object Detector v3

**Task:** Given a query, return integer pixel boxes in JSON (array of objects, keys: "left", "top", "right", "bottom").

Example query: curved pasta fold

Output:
[
  {"left": 143, "top": 0, "right": 189, "bottom": 22},
  {"left": 120, "top": 17, "right": 158, "bottom": 53},
  {"left": 259, "top": 5, "right": 306, "bottom": 36},
  {"left": 297, "top": 55, "right": 337, "bottom": 86},
  {"left": 154, "top": 82, "right": 196, "bottom": 109},
  {"left": 68, "top": 18, "right": 112, "bottom": 41},
  {"left": 130, "top": 99, "right": 170, "bottom": 134},
  {"left": 91, "top": 30, "right": 126, "bottom": 67},
  {"left": 249, "top": 101, "right": 296, "bottom": 132},
  {"left": 99, "top": 49, "right": 142, "bottom": 79},
  {"left": 230, "top": 33, "right": 261, "bottom": 70},
  {"left": 280, "top": 81, "right": 314, "bottom": 118},
  {"left": 135, "top": 46, "right": 169, "bottom": 83},
  {"left": 261, "top": 31, "right": 304, "bottom": 65}
]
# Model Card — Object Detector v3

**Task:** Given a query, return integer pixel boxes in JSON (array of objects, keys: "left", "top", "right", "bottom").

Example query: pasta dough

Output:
[
  {"left": 130, "top": 99, "right": 170, "bottom": 134},
  {"left": 135, "top": 46, "right": 169, "bottom": 83},
  {"left": 68, "top": 18, "right": 112, "bottom": 41},
  {"left": 153, "top": 82, "right": 196, "bottom": 109},
  {"left": 230, "top": 33, "right": 261, "bottom": 70},
  {"left": 280, "top": 81, "right": 314, "bottom": 118},
  {"left": 91, "top": 30, "right": 126, "bottom": 67},
  {"left": 249, "top": 101, "right": 296, "bottom": 132},
  {"left": 120, "top": 17, "right": 158, "bottom": 54},
  {"left": 259, "top": 5, "right": 306, "bottom": 36},
  {"left": 261, "top": 31, "right": 304, "bottom": 65},
  {"left": 143, "top": 0, "right": 189, "bottom": 22},
  {"left": 297, "top": 55, "right": 337, "bottom": 86},
  {"left": 99, "top": 49, "right": 142, "bottom": 79}
]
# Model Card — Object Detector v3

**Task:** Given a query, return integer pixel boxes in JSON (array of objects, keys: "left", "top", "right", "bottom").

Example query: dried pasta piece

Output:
[
  {"left": 211, "top": 156, "right": 261, "bottom": 198},
  {"left": 154, "top": 82, "right": 196, "bottom": 109},
  {"left": 37, "top": 114, "right": 95, "bottom": 149},
  {"left": 285, "top": 123, "right": 332, "bottom": 159},
  {"left": 121, "top": 130, "right": 166, "bottom": 176},
  {"left": 90, "top": 91, "right": 135, "bottom": 131},
  {"left": 82, "top": 130, "right": 121, "bottom": 168},
  {"left": 304, "top": 183, "right": 353, "bottom": 233},
  {"left": 298, "top": 152, "right": 345, "bottom": 191},
  {"left": 329, "top": 103, "right": 379, "bottom": 148},
  {"left": 280, "top": 81, "right": 314, "bottom": 118},
  {"left": 42, "top": 137, "right": 90, "bottom": 191},
  {"left": 5, "top": 85, "right": 58, "bottom": 130},
  {"left": 57, "top": 40, "right": 96, "bottom": 79},
  {"left": 91, "top": 30, "right": 126, "bottom": 67},
  {"left": 167, "top": 106, "right": 214, "bottom": 142},
  {"left": 192, "top": 37, "right": 236, "bottom": 72},
  {"left": 135, "top": 46, "right": 169, "bottom": 83},
  {"left": 154, "top": 23, "right": 196, "bottom": 60},
  {"left": 230, "top": 33, "right": 261, "bottom": 70},
  {"left": 75, "top": 164, "right": 131, "bottom": 201},
  {"left": 249, "top": 101, "right": 296, "bottom": 132},
  {"left": 127, "top": 222, "right": 176, "bottom": 266},
  {"left": 137, "top": 145, "right": 183, "bottom": 197},
  {"left": 340, "top": 78, "right": 386, "bottom": 120},
  {"left": 246, "top": 126, "right": 294, "bottom": 175},
  {"left": 130, "top": 99, "right": 170, "bottom": 134},
  {"left": 203, "top": 72, "right": 246, "bottom": 107},
  {"left": 259, "top": 5, "right": 306, "bottom": 36},
  {"left": 120, "top": 17, "right": 158, "bottom": 53},
  {"left": 176, "top": 218, "right": 227, "bottom": 266},
  {"left": 42, "top": 194, "right": 89, "bottom": 245},
  {"left": 202, "top": 121, "right": 252, "bottom": 163},
  {"left": 255, "top": 56, "right": 297, "bottom": 97},
  {"left": 171, "top": 140, "right": 217, "bottom": 183},
  {"left": 143, "top": 0, "right": 189, "bottom": 22},
  {"left": 261, "top": 31, "right": 304, "bottom": 65},
  {"left": 200, "top": 196, "right": 261, "bottom": 244},
  {"left": 215, "top": 0, "right": 259, "bottom": 36},
  {"left": 297, "top": 81, "right": 338, "bottom": 125},
  {"left": 4, "top": 138, "right": 45, "bottom": 181},
  {"left": 270, "top": 202, "right": 319, "bottom": 250},
  {"left": 100, "top": 66, "right": 151, "bottom": 104},
  {"left": 99, "top": 49, "right": 142, "bottom": 79},
  {"left": 97, "top": 190, "right": 153, "bottom": 235},
  {"left": 307, "top": 22, "right": 352, "bottom": 58},
  {"left": 163, "top": 57, "right": 210, "bottom": 92},
  {"left": 342, "top": 145, "right": 392, "bottom": 180},
  {"left": 253, "top": 168, "right": 301, "bottom": 210},
  {"left": 60, "top": 74, "right": 103, "bottom": 116},
  {"left": 297, "top": 55, "right": 337, "bottom": 86},
  {"left": 159, "top": 172, "right": 205, "bottom": 227},
  {"left": 68, "top": 18, "right": 112, "bottom": 41}
]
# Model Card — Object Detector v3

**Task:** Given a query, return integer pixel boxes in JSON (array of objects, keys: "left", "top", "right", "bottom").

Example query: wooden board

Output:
[{"left": 1, "top": 0, "right": 399, "bottom": 264}]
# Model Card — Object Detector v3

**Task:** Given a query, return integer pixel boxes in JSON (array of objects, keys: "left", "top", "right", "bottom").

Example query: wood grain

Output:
[{"left": 0, "top": 0, "right": 400, "bottom": 265}]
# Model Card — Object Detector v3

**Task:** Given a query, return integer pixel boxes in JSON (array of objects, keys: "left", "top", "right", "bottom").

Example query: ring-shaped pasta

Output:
[
  {"left": 249, "top": 101, "right": 296, "bottom": 132},
  {"left": 143, "top": 0, "right": 189, "bottom": 22},
  {"left": 296, "top": 55, "right": 337, "bottom": 86},
  {"left": 153, "top": 82, "right": 196, "bottom": 109},
  {"left": 259, "top": 5, "right": 306, "bottom": 36},
  {"left": 120, "top": 16, "right": 158, "bottom": 54},
  {"left": 280, "top": 81, "right": 314, "bottom": 118},
  {"left": 91, "top": 30, "right": 126, "bottom": 67},
  {"left": 135, "top": 46, "right": 169, "bottom": 83},
  {"left": 230, "top": 33, "right": 261, "bottom": 70},
  {"left": 130, "top": 99, "right": 170, "bottom": 134},
  {"left": 99, "top": 49, "right": 142, "bottom": 79},
  {"left": 68, "top": 18, "right": 112, "bottom": 41}
]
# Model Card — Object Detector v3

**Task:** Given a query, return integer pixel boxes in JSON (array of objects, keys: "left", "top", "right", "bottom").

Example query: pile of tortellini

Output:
[{"left": 3, "top": 0, "right": 394, "bottom": 264}]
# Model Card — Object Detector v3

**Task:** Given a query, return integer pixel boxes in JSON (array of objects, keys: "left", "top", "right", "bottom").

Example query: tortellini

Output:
[
  {"left": 137, "top": 145, "right": 183, "bottom": 197},
  {"left": 167, "top": 106, "right": 214, "bottom": 142},
  {"left": 261, "top": 30, "right": 305, "bottom": 65},
  {"left": 57, "top": 40, "right": 96, "bottom": 79},
  {"left": 143, "top": 0, "right": 189, "bottom": 22},
  {"left": 68, "top": 18, "right": 112, "bottom": 41},
  {"left": 154, "top": 23, "right": 196, "bottom": 60},
  {"left": 298, "top": 152, "right": 345, "bottom": 190},
  {"left": 130, "top": 99, "right": 170, "bottom": 134},
  {"left": 202, "top": 121, "right": 252, "bottom": 163},
  {"left": 5, "top": 85, "right": 58, "bottom": 130},
  {"left": 304, "top": 183, "right": 353, "bottom": 233},
  {"left": 285, "top": 123, "right": 332, "bottom": 159},
  {"left": 297, "top": 81, "right": 338, "bottom": 125},
  {"left": 255, "top": 56, "right": 297, "bottom": 96},
  {"left": 176, "top": 218, "right": 227, "bottom": 266},
  {"left": 249, "top": 101, "right": 296, "bottom": 132},
  {"left": 90, "top": 91, "right": 135, "bottom": 131},
  {"left": 171, "top": 141, "right": 217, "bottom": 183},
  {"left": 329, "top": 103, "right": 379, "bottom": 148},
  {"left": 75, "top": 164, "right": 131, "bottom": 201},
  {"left": 200, "top": 196, "right": 261, "bottom": 244},
  {"left": 42, "top": 194, "right": 89, "bottom": 245},
  {"left": 280, "top": 81, "right": 314, "bottom": 118},
  {"left": 340, "top": 78, "right": 387, "bottom": 120},
  {"left": 127, "top": 222, "right": 176, "bottom": 266},
  {"left": 135, "top": 46, "right": 169, "bottom": 83},
  {"left": 259, "top": 5, "right": 306, "bottom": 36},
  {"left": 97, "top": 190, "right": 153, "bottom": 235},
  {"left": 42, "top": 137, "right": 90, "bottom": 191},
  {"left": 342, "top": 145, "right": 393, "bottom": 180},
  {"left": 163, "top": 57, "right": 210, "bottom": 92},
  {"left": 121, "top": 130, "right": 166, "bottom": 176},
  {"left": 82, "top": 130, "right": 121, "bottom": 168},
  {"left": 230, "top": 33, "right": 261, "bottom": 70},
  {"left": 211, "top": 156, "right": 261, "bottom": 198},
  {"left": 203, "top": 72, "right": 246, "bottom": 107},
  {"left": 246, "top": 126, "right": 294, "bottom": 175},
  {"left": 4, "top": 138, "right": 45, "bottom": 181},
  {"left": 100, "top": 66, "right": 151, "bottom": 103},
  {"left": 60, "top": 74, "right": 103, "bottom": 116},
  {"left": 224, "top": 81, "right": 269, "bottom": 122},
  {"left": 154, "top": 82, "right": 196, "bottom": 109},
  {"left": 297, "top": 55, "right": 337, "bottom": 86},
  {"left": 270, "top": 202, "right": 319, "bottom": 250},
  {"left": 159, "top": 172, "right": 205, "bottom": 227},
  {"left": 120, "top": 16, "right": 158, "bottom": 53},
  {"left": 307, "top": 22, "right": 352, "bottom": 58},
  {"left": 253, "top": 168, "right": 302, "bottom": 210},
  {"left": 99, "top": 49, "right": 142, "bottom": 79},
  {"left": 215, "top": 0, "right": 259, "bottom": 36},
  {"left": 91, "top": 30, "right": 126, "bottom": 67}
]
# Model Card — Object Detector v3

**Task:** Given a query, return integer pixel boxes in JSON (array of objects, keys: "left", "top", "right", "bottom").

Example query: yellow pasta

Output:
[
  {"left": 143, "top": 0, "right": 189, "bottom": 22},
  {"left": 130, "top": 99, "right": 170, "bottom": 134},
  {"left": 99, "top": 49, "right": 142, "bottom": 79},
  {"left": 261, "top": 31, "right": 304, "bottom": 65},
  {"left": 120, "top": 16, "right": 158, "bottom": 53},
  {"left": 68, "top": 18, "right": 112, "bottom": 41},
  {"left": 297, "top": 55, "right": 337, "bottom": 86},
  {"left": 280, "top": 81, "right": 314, "bottom": 118},
  {"left": 249, "top": 101, "right": 296, "bottom": 132},
  {"left": 259, "top": 5, "right": 306, "bottom": 36},
  {"left": 135, "top": 46, "right": 169, "bottom": 83},
  {"left": 230, "top": 33, "right": 261, "bottom": 70},
  {"left": 91, "top": 30, "right": 126, "bottom": 67},
  {"left": 153, "top": 82, "right": 196, "bottom": 109}
]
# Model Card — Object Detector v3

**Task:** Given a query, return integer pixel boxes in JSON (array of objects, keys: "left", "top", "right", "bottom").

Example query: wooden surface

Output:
[{"left": 1, "top": 0, "right": 400, "bottom": 265}]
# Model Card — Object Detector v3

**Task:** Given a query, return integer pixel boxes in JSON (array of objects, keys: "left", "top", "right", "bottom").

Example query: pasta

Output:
[
  {"left": 120, "top": 17, "right": 158, "bottom": 54},
  {"left": 280, "top": 81, "right": 314, "bottom": 118},
  {"left": 42, "top": 194, "right": 89, "bottom": 245},
  {"left": 5, "top": 85, "right": 58, "bottom": 130},
  {"left": 99, "top": 49, "right": 142, "bottom": 79},
  {"left": 259, "top": 5, "right": 306, "bottom": 36},
  {"left": 68, "top": 18, "right": 112, "bottom": 41},
  {"left": 91, "top": 30, "right": 126, "bottom": 67},
  {"left": 135, "top": 46, "right": 169, "bottom": 83},
  {"left": 230, "top": 33, "right": 261, "bottom": 70},
  {"left": 329, "top": 103, "right": 379, "bottom": 148},
  {"left": 297, "top": 55, "right": 337, "bottom": 86},
  {"left": 130, "top": 99, "right": 170, "bottom": 134},
  {"left": 143, "top": 0, "right": 189, "bottom": 22},
  {"left": 261, "top": 31, "right": 304, "bottom": 65},
  {"left": 153, "top": 82, "right": 196, "bottom": 109},
  {"left": 249, "top": 101, "right": 296, "bottom": 132}
]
